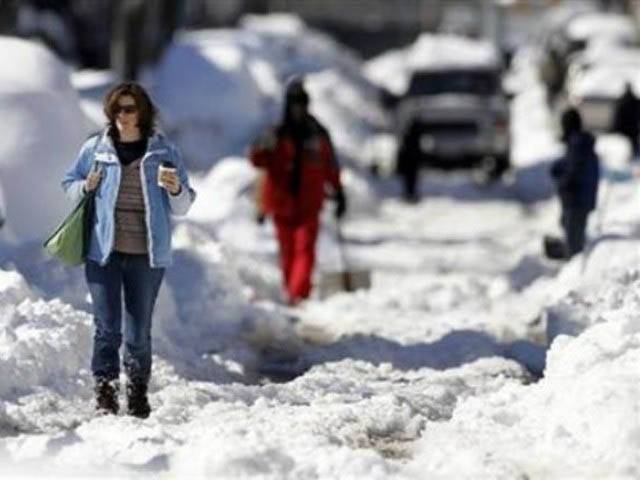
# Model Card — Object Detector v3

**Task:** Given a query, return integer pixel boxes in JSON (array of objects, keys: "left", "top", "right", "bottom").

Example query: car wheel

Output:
[{"left": 486, "top": 154, "right": 510, "bottom": 180}]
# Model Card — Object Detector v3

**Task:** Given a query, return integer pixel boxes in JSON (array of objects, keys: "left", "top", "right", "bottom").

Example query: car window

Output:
[{"left": 406, "top": 70, "right": 499, "bottom": 96}]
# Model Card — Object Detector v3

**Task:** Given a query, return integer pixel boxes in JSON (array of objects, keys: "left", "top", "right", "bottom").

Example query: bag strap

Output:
[{"left": 88, "top": 134, "right": 101, "bottom": 175}]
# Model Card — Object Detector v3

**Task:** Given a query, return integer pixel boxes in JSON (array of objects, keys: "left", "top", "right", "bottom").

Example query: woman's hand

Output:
[
  {"left": 159, "top": 168, "right": 181, "bottom": 195},
  {"left": 84, "top": 170, "right": 102, "bottom": 193}
]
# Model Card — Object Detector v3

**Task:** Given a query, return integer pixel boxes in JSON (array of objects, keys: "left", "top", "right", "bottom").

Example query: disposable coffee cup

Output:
[{"left": 158, "top": 163, "right": 177, "bottom": 188}]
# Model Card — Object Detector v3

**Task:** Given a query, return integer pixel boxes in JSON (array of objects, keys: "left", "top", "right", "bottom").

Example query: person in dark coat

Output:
[
  {"left": 611, "top": 82, "right": 640, "bottom": 161},
  {"left": 249, "top": 78, "right": 346, "bottom": 305},
  {"left": 550, "top": 107, "right": 600, "bottom": 258},
  {"left": 396, "top": 120, "right": 422, "bottom": 202}
]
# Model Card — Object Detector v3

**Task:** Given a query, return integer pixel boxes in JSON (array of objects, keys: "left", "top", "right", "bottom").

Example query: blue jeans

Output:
[{"left": 85, "top": 253, "right": 164, "bottom": 384}]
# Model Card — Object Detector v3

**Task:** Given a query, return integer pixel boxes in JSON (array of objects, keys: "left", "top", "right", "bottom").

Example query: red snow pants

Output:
[{"left": 274, "top": 216, "right": 320, "bottom": 304}]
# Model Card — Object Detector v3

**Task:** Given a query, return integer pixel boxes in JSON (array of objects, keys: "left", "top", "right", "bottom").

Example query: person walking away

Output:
[
  {"left": 396, "top": 119, "right": 421, "bottom": 202},
  {"left": 550, "top": 107, "right": 600, "bottom": 258},
  {"left": 62, "top": 82, "right": 196, "bottom": 417},
  {"left": 611, "top": 82, "right": 640, "bottom": 162},
  {"left": 249, "top": 78, "right": 346, "bottom": 305}
]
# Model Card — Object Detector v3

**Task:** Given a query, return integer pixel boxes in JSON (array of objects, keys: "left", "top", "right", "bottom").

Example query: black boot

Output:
[
  {"left": 95, "top": 379, "right": 119, "bottom": 415},
  {"left": 126, "top": 380, "right": 151, "bottom": 419}
]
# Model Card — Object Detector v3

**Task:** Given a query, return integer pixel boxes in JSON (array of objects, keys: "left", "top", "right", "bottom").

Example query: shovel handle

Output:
[
  {"left": 335, "top": 219, "right": 353, "bottom": 292},
  {"left": 342, "top": 271, "right": 353, "bottom": 292}
]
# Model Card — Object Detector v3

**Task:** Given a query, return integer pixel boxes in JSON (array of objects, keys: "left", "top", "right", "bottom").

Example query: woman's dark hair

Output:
[{"left": 103, "top": 82, "right": 156, "bottom": 138}]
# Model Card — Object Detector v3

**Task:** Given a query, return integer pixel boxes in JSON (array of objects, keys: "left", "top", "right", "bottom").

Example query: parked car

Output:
[
  {"left": 568, "top": 62, "right": 640, "bottom": 132},
  {"left": 396, "top": 64, "right": 510, "bottom": 177},
  {"left": 538, "top": 8, "right": 636, "bottom": 100}
]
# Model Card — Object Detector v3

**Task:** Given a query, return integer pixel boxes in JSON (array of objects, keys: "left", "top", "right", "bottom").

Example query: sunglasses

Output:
[{"left": 115, "top": 105, "right": 137, "bottom": 114}]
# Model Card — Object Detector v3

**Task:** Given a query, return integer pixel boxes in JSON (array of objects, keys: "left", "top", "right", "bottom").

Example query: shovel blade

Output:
[
  {"left": 318, "top": 269, "right": 371, "bottom": 298},
  {"left": 543, "top": 235, "right": 567, "bottom": 260}
]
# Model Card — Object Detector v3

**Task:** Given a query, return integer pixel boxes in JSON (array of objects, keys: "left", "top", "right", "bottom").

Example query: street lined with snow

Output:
[{"left": 0, "top": 11, "right": 639, "bottom": 479}]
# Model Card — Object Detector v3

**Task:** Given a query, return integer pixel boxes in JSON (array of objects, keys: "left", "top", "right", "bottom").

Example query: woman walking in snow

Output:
[{"left": 62, "top": 82, "right": 196, "bottom": 418}]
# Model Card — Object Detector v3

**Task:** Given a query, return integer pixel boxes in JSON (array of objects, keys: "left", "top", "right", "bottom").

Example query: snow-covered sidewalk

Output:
[{"left": 1, "top": 22, "right": 640, "bottom": 479}]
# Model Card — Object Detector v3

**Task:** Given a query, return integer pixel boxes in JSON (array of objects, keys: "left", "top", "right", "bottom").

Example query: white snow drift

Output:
[{"left": 0, "top": 36, "right": 89, "bottom": 243}]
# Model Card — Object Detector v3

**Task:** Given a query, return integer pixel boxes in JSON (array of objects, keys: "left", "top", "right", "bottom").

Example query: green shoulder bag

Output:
[{"left": 43, "top": 189, "right": 96, "bottom": 266}]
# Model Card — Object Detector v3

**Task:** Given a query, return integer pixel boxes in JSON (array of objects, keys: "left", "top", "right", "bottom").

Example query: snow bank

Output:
[
  {"left": 0, "top": 268, "right": 94, "bottom": 436},
  {"left": 187, "top": 157, "right": 258, "bottom": 225},
  {"left": 69, "top": 69, "right": 115, "bottom": 132},
  {"left": 150, "top": 33, "right": 265, "bottom": 171},
  {"left": 0, "top": 36, "right": 89, "bottom": 243},
  {"left": 239, "top": 13, "right": 365, "bottom": 84},
  {"left": 0, "top": 268, "right": 31, "bottom": 307},
  {"left": 404, "top": 276, "right": 640, "bottom": 478},
  {"left": 546, "top": 249, "right": 640, "bottom": 343},
  {"left": 148, "top": 14, "right": 389, "bottom": 173}
]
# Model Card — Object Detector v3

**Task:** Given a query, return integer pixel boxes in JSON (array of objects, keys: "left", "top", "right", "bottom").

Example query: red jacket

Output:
[{"left": 250, "top": 119, "right": 341, "bottom": 222}]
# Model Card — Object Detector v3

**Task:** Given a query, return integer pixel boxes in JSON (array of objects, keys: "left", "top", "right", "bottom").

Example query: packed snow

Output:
[{"left": 0, "top": 13, "right": 639, "bottom": 479}]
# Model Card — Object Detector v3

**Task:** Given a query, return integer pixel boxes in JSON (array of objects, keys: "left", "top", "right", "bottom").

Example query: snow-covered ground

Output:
[{"left": 1, "top": 15, "right": 640, "bottom": 479}]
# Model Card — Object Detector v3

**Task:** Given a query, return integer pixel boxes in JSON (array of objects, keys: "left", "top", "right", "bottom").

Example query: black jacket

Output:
[
  {"left": 550, "top": 131, "right": 600, "bottom": 211},
  {"left": 612, "top": 90, "right": 640, "bottom": 138}
]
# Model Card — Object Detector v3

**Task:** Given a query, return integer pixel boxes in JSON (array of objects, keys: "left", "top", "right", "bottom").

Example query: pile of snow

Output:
[
  {"left": 150, "top": 31, "right": 265, "bottom": 171},
  {"left": 187, "top": 156, "right": 259, "bottom": 225},
  {"left": 239, "top": 13, "right": 366, "bottom": 87},
  {"left": 0, "top": 268, "right": 31, "bottom": 305},
  {"left": 0, "top": 36, "right": 89, "bottom": 243},
  {"left": 364, "top": 33, "right": 501, "bottom": 96},
  {"left": 69, "top": 69, "right": 116, "bottom": 133},
  {"left": 148, "top": 14, "right": 389, "bottom": 172},
  {"left": 405, "top": 270, "right": 640, "bottom": 477}
]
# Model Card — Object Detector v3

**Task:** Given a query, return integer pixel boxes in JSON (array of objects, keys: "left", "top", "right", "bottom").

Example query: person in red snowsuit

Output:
[{"left": 249, "top": 79, "right": 346, "bottom": 305}]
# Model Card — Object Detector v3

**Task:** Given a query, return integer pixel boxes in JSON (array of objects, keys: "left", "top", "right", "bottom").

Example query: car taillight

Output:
[{"left": 495, "top": 118, "right": 507, "bottom": 131}]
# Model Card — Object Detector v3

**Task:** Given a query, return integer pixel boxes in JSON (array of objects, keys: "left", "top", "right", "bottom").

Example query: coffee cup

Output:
[{"left": 158, "top": 163, "right": 177, "bottom": 188}]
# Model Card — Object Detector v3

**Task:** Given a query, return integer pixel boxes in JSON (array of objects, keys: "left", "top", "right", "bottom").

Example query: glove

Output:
[
  {"left": 334, "top": 189, "right": 347, "bottom": 219},
  {"left": 255, "top": 129, "right": 277, "bottom": 151},
  {"left": 256, "top": 212, "right": 266, "bottom": 225}
]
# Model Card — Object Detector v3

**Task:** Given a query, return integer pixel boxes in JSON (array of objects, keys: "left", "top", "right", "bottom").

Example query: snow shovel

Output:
[
  {"left": 318, "top": 220, "right": 371, "bottom": 298},
  {"left": 542, "top": 234, "right": 567, "bottom": 260}
]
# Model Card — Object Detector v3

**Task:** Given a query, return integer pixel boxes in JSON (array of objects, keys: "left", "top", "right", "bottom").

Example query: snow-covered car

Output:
[
  {"left": 564, "top": 12, "right": 637, "bottom": 52},
  {"left": 539, "top": 9, "right": 636, "bottom": 98},
  {"left": 568, "top": 63, "right": 640, "bottom": 132},
  {"left": 396, "top": 65, "right": 510, "bottom": 175},
  {"left": 564, "top": 42, "right": 640, "bottom": 91}
]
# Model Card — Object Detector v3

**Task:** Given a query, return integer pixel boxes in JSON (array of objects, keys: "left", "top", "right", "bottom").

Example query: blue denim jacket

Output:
[{"left": 62, "top": 129, "right": 196, "bottom": 268}]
